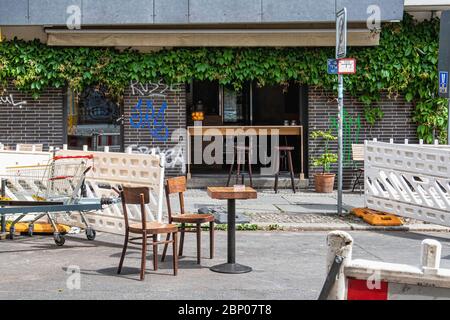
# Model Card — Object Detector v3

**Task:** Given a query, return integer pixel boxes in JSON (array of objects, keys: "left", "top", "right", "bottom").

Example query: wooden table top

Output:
[{"left": 207, "top": 187, "right": 257, "bottom": 200}]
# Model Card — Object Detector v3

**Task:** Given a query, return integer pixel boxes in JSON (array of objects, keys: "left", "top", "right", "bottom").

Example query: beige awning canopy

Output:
[{"left": 46, "top": 28, "right": 379, "bottom": 47}]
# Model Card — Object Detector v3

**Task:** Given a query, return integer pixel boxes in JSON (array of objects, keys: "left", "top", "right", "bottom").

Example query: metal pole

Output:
[
  {"left": 337, "top": 75, "right": 344, "bottom": 215},
  {"left": 227, "top": 199, "right": 236, "bottom": 264}
]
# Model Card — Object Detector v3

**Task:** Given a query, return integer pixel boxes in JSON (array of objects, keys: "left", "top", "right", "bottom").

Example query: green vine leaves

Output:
[{"left": 0, "top": 14, "right": 446, "bottom": 142}]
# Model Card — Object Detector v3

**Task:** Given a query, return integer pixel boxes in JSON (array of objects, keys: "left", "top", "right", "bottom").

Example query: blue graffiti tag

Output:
[{"left": 130, "top": 99, "right": 169, "bottom": 142}]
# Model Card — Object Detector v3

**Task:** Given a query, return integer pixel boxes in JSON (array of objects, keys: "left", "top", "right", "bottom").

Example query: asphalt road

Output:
[{"left": 1, "top": 230, "right": 450, "bottom": 300}]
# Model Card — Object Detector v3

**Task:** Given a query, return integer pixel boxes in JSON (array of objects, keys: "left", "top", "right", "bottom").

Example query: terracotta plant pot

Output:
[{"left": 314, "top": 173, "right": 336, "bottom": 193}]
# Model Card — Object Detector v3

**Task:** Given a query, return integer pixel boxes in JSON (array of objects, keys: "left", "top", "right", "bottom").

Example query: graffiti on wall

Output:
[
  {"left": 128, "top": 144, "right": 186, "bottom": 173},
  {"left": 329, "top": 108, "right": 361, "bottom": 167},
  {"left": 130, "top": 99, "right": 169, "bottom": 142},
  {"left": 0, "top": 94, "right": 27, "bottom": 108},
  {"left": 128, "top": 81, "right": 182, "bottom": 143},
  {"left": 130, "top": 80, "right": 182, "bottom": 98}
]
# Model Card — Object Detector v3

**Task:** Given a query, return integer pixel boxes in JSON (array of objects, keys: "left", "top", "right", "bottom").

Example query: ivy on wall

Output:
[{"left": 0, "top": 14, "right": 447, "bottom": 143}]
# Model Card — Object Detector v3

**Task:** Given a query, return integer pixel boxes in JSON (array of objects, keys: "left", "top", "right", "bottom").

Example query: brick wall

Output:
[
  {"left": 123, "top": 82, "right": 187, "bottom": 176},
  {"left": 0, "top": 81, "right": 64, "bottom": 150},
  {"left": 308, "top": 86, "right": 418, "bottom": 189}
]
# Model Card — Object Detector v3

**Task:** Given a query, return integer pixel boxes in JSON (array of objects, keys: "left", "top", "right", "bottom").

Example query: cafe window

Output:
[{"left": 66, "top": 85, "right": 123, "bottom": 151}]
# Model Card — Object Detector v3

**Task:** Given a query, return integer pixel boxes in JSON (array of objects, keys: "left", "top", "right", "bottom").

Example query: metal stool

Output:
[
  {"left": 274, "top": 146, "right": 296, "bottom": 193},
  {"left": 226, "top": 146, "right": 253, "bottom": 187}
]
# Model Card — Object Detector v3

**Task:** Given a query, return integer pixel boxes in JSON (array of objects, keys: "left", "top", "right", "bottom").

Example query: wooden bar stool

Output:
[
  {"left": 226, "top": 146, "right": 253, "bottom": 187},
  {"left": 162, "top": 176, "right": 215, "bottom": 265},
  {"left": 117, "top": 186, "right": 178, "bottom": 281},
  {"left": 274, "top": 146, "right": 296, "bottom": 193}
]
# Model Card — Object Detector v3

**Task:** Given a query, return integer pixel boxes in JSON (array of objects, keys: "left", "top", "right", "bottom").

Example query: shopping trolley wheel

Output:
[
  {"left": 28, "top": 224, "right": 34, "bottom": 237},
  {"left": 85, "top": 228, "right": 96, "bottom": 241},
  {"left": 54, "top": 233, "right": 65, "bottom": 246}
]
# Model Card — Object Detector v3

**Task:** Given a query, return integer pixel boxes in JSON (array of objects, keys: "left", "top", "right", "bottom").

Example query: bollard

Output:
[
  {"left": 421, "top": 239, "right": 441, "bottom": 275},
  {"left": 325, "top": 231, "right": 354, "bottom": 300}
]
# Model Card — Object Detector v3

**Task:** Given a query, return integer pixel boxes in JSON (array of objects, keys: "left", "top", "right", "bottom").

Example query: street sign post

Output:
[
  {"left": 335, "top": 7, "right": 347, "bottom": 216},
  {"left": 438, "top": 10, "right": 450, "bottom": 144}
]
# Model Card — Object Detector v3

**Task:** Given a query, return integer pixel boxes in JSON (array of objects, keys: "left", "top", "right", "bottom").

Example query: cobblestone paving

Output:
[{"left": 180, "top": 189, "right": 427, "bottom": 226}]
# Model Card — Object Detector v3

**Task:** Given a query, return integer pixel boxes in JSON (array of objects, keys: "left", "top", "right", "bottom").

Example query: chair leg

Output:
[
  {"left": 179, "top": 224, "right": 185, "bottom": 256},
  {"left": 352, "top": 170, "right": 362, "bottom": 192},
  {"left": 209, "top": 221, "right": 214, "bottom": 259},
  {"left": 274, "top": 152, "right": 280, "bottom": 193},
  {"left": 173, "top": 232, "right": 178, "bottom": 276},
  {"left": 196, "top": 223, "right": 201, "bottom": 264},
  {"left": 248, "top": 151, "right": 253, "bottom": 188},
  {"left": 161, "top": 233, "right": 171, "bottom": 262},
  {"left": 140, "top": 231, "right": 147, "bottom": 281},
  {"left": 226, "top": 162, "right": 234, "bottom": 187},
  {"left": 117, "top": 230, "right": 129, "bottom": 274},
  {"left": 236, "top": 161, "right": 241, "bottom": 185},
  {"left": 274, "top": 173, "right": 279, "bottom": 193},
  {"left": 152, "top": 234, "right": 158, "bottom": 271},
  {"left": 287, "top": 151, "right": 296, "bottom": 193}
]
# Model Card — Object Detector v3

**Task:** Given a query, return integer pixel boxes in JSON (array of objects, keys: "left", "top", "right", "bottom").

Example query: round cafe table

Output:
[{"left": 207, "top": 186, "right": 257, "bottom": 274}]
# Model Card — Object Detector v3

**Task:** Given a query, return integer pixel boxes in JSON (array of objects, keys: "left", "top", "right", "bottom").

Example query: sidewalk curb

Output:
[{"left": 253, "top": 222, "right": 450, "bottom": 232}]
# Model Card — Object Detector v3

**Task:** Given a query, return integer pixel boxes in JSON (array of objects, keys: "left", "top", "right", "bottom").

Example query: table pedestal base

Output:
[{"left": 210, "top": 263, "right": 252, "bottom": 274}]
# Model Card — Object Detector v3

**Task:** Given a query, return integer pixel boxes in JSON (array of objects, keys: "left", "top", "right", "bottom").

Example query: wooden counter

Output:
[{"left": 186, "top": 125, "right": 305, "bottom": 180}]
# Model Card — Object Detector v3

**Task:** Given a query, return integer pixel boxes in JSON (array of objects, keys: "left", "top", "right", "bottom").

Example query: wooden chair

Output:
[
  {"left": 162, "top": 176, "right": 215, "bottom": 265},
  {"left": 351, "top": 144, "right": 365, "bottom": 193},
  {"left": 117, "top": 186, "right": 178, "bottom": 281}
]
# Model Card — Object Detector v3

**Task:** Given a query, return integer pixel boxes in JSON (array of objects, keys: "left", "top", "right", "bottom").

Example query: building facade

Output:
[{"left": 0, "top": 0, "right": 447, "bottom": 188}]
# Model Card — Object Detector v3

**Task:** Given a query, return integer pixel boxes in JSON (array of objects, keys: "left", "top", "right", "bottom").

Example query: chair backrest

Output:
[
  {"left": 120, "top": 186, "right": 150, "bottom": 229},
  {"left": 352, "top": 144, "right": 364, "bottom": 161},
  {"left": 165, "top": 176, "right": 187, "bottom": 221}
]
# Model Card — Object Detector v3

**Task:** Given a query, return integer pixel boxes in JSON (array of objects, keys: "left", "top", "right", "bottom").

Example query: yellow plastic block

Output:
[
  {"left": 351, "top": 208, "right": 404, "bottom": 226},
  {"left": 5, "top": 222, "right": 70, "bottom": 234}
]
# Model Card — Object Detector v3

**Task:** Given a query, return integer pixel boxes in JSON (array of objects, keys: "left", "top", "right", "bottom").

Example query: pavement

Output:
[
  {"left": 1, "top": 230, "right": 450, "bottom": 300},
  {"left": 175, "top": 189, "right": 450, "bottom": 232}
]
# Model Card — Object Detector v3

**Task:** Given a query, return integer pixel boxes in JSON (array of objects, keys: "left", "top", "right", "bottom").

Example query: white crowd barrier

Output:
[
  {"left": 365, "top": 140, "right": 450, "bottom": 227},
  {"left": 0, "top": 145, "right": 165, "bottom": 235},
  {"left": 324, "top": 231, "right": 450, "bottom": 300}
]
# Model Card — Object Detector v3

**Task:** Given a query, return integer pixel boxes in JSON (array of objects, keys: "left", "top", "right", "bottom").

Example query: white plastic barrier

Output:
[
  {"left": 365, "top": 140, "right": 450, "bottom": 227},
  {"left": 0, "top": 149, "right": 51, "bottom": 174},
  {"left": 324, "top": 231, "right": 450, "bottom": 300},
  {"left": 56, "top": 147, "right": 165, "bottom": 235},
  {"left": 0, "top": 146, "right": 165, "bottom": 235}
]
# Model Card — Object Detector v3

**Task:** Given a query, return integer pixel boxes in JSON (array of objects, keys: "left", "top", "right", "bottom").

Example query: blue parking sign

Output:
[
  {"left": 327, "top": 59, "right": 338, "bottom": 75},
  {"left": 439, "top": 71, "right": 448, "bottom": 95}
]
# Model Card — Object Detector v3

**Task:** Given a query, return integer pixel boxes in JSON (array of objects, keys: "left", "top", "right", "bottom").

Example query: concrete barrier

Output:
[{"left": 322, "top": 231, "right": 450, "bottom": 300}]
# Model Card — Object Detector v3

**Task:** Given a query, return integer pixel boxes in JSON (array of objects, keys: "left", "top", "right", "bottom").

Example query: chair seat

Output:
[
  {"left": 171, "top": 214, "right": 215, "bottom": 223},
  {"left": 129, "top": 222, "right": 178, "bottom": 233}
]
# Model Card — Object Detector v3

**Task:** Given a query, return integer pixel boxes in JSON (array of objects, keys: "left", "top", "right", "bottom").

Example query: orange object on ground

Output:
[
  {"left": 5, "top": 222, "right": 70, "bottom": 234},
  {"left": 351, "top": 208, "right": 404, "bottom": 226}
]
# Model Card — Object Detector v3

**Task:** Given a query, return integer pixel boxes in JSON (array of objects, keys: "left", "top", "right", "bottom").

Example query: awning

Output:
[{"left": 46, "top": 28, "right": 379, "bottom": 47}]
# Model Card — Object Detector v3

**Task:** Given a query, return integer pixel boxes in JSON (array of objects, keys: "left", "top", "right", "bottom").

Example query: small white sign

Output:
[{"left": 337, "top": 58, "right": 356, "bottom": 74}]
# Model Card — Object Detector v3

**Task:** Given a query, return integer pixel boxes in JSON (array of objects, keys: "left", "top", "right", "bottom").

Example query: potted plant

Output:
[{"left": 310, "top": 130, "right": 338, "bottom": 193}]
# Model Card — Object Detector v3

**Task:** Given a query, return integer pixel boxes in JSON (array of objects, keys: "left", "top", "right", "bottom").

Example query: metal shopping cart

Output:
[{"left": 0, "top": 153, "right": 110, "bottom": 246}]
